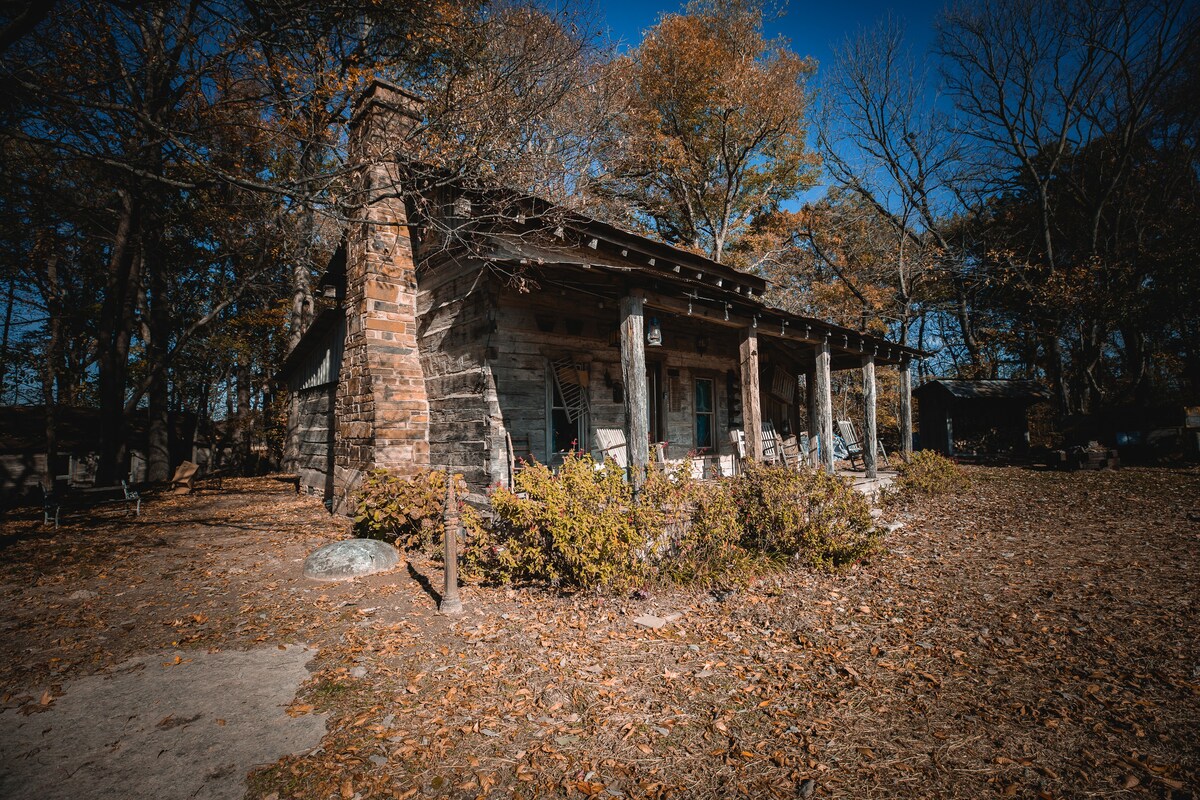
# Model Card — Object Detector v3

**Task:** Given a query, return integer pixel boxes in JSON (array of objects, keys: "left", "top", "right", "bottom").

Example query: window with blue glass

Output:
[{"left": 695, "top": 377, "right": 714, "bottom": 451}]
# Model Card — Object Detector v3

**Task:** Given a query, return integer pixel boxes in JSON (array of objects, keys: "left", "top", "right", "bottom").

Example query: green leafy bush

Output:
[
  {"left": 732, "top": 461, "right": 882, "bottom": 572},
  {"left": 469, "top": 452, "right": 646, "bottom": 591},
  {"left": 463, "top": 455, "right": 884, "bottom": 588},
  {"left": 889, "top": 451, "right": 970, "bottom": 499},
  {"left": 353, "top": 468, "right": 447, "bottom": 549},
  {"left": 658, "top": 476, "right": 759, "bottom": 585}
]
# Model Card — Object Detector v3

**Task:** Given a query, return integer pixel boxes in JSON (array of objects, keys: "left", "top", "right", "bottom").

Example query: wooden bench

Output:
[{"left": 43, "top": 480, "right": 141, "bottom": 529}]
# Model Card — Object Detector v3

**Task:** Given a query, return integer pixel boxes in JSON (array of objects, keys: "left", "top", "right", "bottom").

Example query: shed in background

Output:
[{"left": 914, "top": 379, "right": 1050, "bottom": 456}]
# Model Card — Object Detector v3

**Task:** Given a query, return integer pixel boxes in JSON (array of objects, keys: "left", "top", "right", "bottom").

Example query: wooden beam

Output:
[
  {"left": 863, "top": 354, "right": 877, "bottom": 479},
  {"left": 740, "top": 327, "right": 763, "bottom": 461},
  {"left": 899, "top": 359, "right": 913, "bottom": 463},
  {"left": 620, "top": 290, "right": 650, "bottom": 486},
  {"left": 643, "top": 290, "right": 815, "bottom": 345},
  {"left": 581, "top": 225, "right": 768, "bottom": 295},
  {"left": 805, "top": 366, "right": 818, "bottom": 467},
  {"left": 816, "top": 338, "right": 834, "bottom": 474},
  {"left": 637, "top": 289, "right": 916, "bottom": 374},
  {"left": 641, "top": 289, "right": 911, "bottom": 362},
  {"left": 643, "top": 289, "right": 746, "bottom": 329}
]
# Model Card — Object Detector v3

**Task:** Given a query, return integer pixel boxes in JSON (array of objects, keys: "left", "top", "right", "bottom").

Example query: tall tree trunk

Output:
[
  {"left": 145, "top": 229, "right": 171, "bottom": 482},
  {"left": 1079, "top": 320, "right": 1106, "bottom": 413},
  {"left": 916, "top": 312, "right": 928, "bottom": 383},
  {"left": 0, "top": 277, "right": 13, "bottom": 403},
  {"left": 289, "top": 261, "right": 313, "bottom": 350},
  {"left": 1042, "top": 332, "right": 1070, "bottom": 416},
  {"left": 215, "top": 363, "right": 233, "bottom": 470},
  {"left": 42, "top": 254, "right": 62, "bottom": 491},
  {"left": 236, "top": 357, "right": 252, "bottom": 474},
  {"left": 1120, "top": 326, "right": 1151, "bottom": 406},
  {"left": 288, "top": 129, "right": 320, "bottom": 349},
  {"left": 953, "top": 277, "right": 983, "bottom": 375},
  {"left": 95, "top": 191, "right": 142, "bottom": 484},
  {"left": 145, "top": 347, "right": 171, "bottom": 479}
]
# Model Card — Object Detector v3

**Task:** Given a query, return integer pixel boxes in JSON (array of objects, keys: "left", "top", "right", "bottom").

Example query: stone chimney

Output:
[
  {"left": 348, "top": 79, "right": 424, "bottom": 164},
  {"left": 333, "top": 79, "right": 430, "bottom": 512}
]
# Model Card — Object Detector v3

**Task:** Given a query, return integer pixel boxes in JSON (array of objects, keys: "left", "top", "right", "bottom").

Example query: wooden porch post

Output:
[
  {"left": 899, "top": 359, "right": 913, "bottom": 463},
  {"left": 805, "top": 366, "right": 818, "bottom": 467},
  {"left": 620, "top": 290, "right": 650, "bottom": 488},
  {"left": 816, "top": 338, "right": 834, "bottom": 474},
  {"left": 740, "top": 327, "right": 763, "bottom": 461},
  {"left": 862, "top": 354, "right": 877, "bottom": 479}
]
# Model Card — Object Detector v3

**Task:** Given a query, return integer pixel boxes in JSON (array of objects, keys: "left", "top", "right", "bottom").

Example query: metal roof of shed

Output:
[{"left": 913, "top": 379, "right": 1051, "bottom": 401}]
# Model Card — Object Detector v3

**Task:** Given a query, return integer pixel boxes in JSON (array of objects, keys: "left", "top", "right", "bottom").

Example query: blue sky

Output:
[{"left": 595, "top": 0, "right": 948, "bottom": 70}]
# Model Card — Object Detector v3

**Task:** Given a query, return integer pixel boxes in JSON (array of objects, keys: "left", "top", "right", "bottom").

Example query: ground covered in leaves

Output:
[{"left": 1, "top": 467, "right": 1197, "bottom": 799}]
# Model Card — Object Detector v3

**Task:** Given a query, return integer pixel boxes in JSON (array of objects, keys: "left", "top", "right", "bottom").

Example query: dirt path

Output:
[
  {"left": 0, "top": 644, "right": 325, "bottom": 800},
  {"left": 0, "top": 479, "right": 417, "bottom": 800},
  {"left": 1, "top": 468, "right": 1197, "bottom": 799}
]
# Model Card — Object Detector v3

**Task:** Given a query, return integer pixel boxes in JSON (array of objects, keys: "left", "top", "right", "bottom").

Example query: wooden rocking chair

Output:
[
  {"left": 761, "top": 421, "right": 782, "bottom": 465},
  {"left": 780, "top": 435, "right": 804, "bottom": 472},
  {"left": 594, "top": 427, "right": 629, "bottom": 470},
  {"left": 836, "top": 419, "right": 889, "bottom": 469}
]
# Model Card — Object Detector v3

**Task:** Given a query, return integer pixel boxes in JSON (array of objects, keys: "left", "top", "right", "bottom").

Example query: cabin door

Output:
[{"left": 646, "top": 362, "right": 664, "bottom": 446}]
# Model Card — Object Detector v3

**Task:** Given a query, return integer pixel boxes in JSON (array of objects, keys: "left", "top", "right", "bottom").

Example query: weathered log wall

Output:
[
  {"left": 486, "top": 287, "right": 739, "bottom": 483},
  {"left": 289, "top": 385, "right": 336, "bottom": 506},
  {"left": 416, "top": 260, "right": 495, "bottom": 497}
]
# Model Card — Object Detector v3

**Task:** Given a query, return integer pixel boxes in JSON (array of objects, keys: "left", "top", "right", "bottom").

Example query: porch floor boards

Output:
[{"left": 837, "top": 467, "right": 897, "bottom": 498}]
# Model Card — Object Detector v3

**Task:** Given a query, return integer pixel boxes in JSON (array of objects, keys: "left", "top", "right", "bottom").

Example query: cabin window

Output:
[
  {"left": 695, "top": 377, "right": 715, "bottom": 451},
  {"left": 547, "top": 361, "right": 588, "bottom": 464}
]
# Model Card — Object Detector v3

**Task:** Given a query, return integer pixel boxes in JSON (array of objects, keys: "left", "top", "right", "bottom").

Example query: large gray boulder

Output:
[{"left": 303, "top": 539, "right": 400, "bottom": 581}]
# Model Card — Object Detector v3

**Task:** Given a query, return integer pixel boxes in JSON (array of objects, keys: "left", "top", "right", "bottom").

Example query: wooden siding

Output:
[
  {"left": 487, "top": 287, "right": 740, "bottom": 484},
  {"left": 284, "top": 316, "right": 343, "bottom": 504},
  {"left": 416, "top": 261, "right": 495, "bottom": 496},
  {"left": 289, "top": 320, "right": 344, "bottom": 392},
  {"left": 291, "top": 385, "right": 337, "bottom": 505}
]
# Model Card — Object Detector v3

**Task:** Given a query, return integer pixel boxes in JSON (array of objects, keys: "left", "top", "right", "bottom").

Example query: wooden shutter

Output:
[{"left": 552, "top": 357, "right": 590, "bottom": 423}]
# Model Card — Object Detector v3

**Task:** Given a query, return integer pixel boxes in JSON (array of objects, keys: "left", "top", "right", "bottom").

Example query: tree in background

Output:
[
  {"left": 0, "top": 0, "right": 614, "bottom": 482},
  {"left": 596, "top": 0, "right": 818, "bottom": 262},
  {"left": 813, "top": 16, "right": 985, "bottom": 375},
  {"left": 737, "top": 194, "right": 928, "bottom": 341},
  {"left": 800, "top": 0, "right": 1198, "bottom": 412},
  {"left": 937, "top": 0, "right": 1198, "bottom": 412}
]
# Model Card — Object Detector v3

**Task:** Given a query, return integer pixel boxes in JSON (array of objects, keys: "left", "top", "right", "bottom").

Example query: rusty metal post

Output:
[{"left": 439, "top": 476, "right": 463, "bottom": 614}]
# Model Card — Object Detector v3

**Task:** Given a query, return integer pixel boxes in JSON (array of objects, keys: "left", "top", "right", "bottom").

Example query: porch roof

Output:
[
  {"left": 914, "top": 379, "right": 1051, "bottom": 401},
  {"left": 318, "top": 163, "right": 928, "bottom": 367},
  {"left": 427, "top": 188, "right": 927, "bottom": 367},
  {"left": 480, "top": 246, "right": 924, "bottom": 368}
]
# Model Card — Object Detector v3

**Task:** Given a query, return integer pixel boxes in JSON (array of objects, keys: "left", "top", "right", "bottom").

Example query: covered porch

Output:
[
  {"left": 625, "top": 284, "right": 917, "bottom": 482},
  {"left": 479, "top": 208, "right": 924, "bottom": 488}
]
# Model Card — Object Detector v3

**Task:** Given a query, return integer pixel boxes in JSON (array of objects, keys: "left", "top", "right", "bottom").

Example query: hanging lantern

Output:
[{"left": 646, "top": 317, "right": 663, "bottom": 347}]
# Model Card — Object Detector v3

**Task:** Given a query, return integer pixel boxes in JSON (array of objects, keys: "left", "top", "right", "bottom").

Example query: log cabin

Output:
[{"left": 279, "top": 80, "right": 923, "bottom": 512}]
